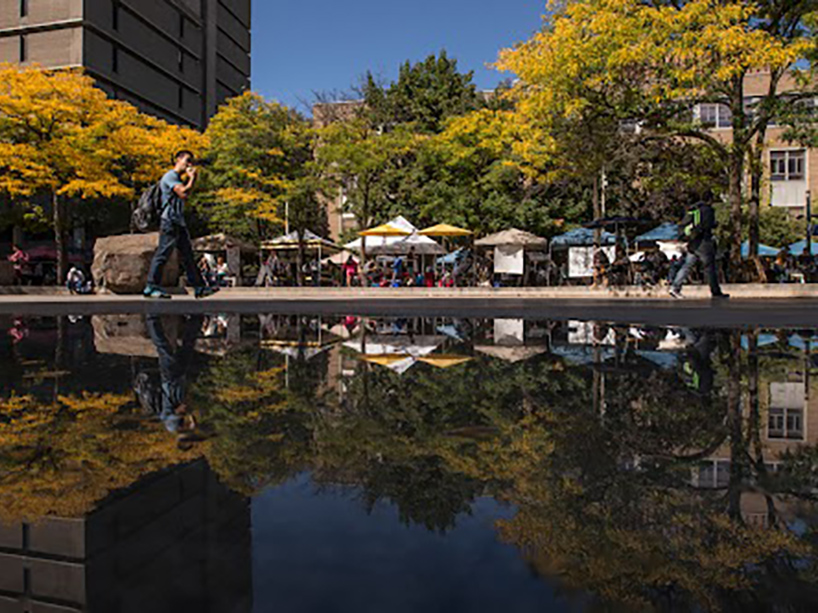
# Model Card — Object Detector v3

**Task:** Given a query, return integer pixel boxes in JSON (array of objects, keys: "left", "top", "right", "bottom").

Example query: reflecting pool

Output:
[{"left": 2, "top": 312, "right": 818, "bottom": 611}]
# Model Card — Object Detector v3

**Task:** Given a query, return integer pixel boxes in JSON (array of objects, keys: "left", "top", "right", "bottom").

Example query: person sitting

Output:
[
  {"left": 215, "top": 256, "right": 231, "bottom": 286},
  {"left": 424, "top": 267, "right": 436, "bottom": 287},
  {"left": 772, "top": 248, "right": 794, "bottom": 283},
  {"left": 592, "top": 248, "right": 610, "bottom": 287},
  {"left": 66, "top": 266, "right": 93, "bottom": 294}
]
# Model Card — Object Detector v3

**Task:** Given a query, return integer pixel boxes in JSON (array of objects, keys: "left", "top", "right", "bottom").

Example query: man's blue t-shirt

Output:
[{"left": 160, "top": 170, "right": 187, "bottom": 226}]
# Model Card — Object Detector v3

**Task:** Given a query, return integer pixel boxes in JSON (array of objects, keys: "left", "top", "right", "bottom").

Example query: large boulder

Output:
[{"left": 92, "top": 233, "right": 179, "bottom": 294}]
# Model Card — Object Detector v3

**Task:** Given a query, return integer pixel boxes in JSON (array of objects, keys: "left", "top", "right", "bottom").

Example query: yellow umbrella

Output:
[
  {"left": 418, "top": 223, "right": 473, "bottom": 237},
  {"left": 359, "top": 223, "right": 412, "bottom": 237},
  {"left": 418, "top": 355, "right": 473, "bottom": 369}
]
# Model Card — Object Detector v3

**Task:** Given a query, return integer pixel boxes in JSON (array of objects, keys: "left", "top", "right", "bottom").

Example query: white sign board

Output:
[
  {"left": 494, "top": 246, "right": 525, "bottom": 275},
  {"left": 568, "top": 246, "right": 615, "bottom": 278}
]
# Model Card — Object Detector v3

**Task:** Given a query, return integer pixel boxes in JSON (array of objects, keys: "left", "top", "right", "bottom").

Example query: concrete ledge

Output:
[{"left": 0, "top": 283, "right": 817, "bottom": 302}]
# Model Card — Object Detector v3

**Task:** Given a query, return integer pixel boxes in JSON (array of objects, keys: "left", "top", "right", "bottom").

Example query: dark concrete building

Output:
[
  {"left": 0, "top": 461, "right": 252, "bottom": 613},
  {"left": 0, "top": 0, "right": 251, "bottom": 129}
]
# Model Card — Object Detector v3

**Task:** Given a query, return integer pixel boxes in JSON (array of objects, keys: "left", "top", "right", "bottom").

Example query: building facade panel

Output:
[
  {"left": 219, "top": 0, "right": 250, "bottom": 27},
  {"left": 0, "top": 0, "right": 82, "bottom": 29},
  {"left": 216, "top": 1, "right": 250, "bottom": 52},
  {"left": 216, "top": 26, "right": 249, "bottom": 75},
  {"left": 26, "top": 26, "right": 83, "bottom": 66}
]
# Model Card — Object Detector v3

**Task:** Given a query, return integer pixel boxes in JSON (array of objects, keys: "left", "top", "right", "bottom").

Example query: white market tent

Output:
[{"left": 345, "top": 216, "right": 444, "bottom": 255}]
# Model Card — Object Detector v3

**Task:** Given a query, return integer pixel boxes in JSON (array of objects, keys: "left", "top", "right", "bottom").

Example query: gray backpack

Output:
[{"left": 131, "top": 183, "right": 163, "bottom": 232}]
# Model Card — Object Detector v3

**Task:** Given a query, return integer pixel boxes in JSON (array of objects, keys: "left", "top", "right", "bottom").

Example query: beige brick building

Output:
[
  {"left": 0, "top": 0, "right": 251, "bottom": 129},
  {"left": 695, "top": 70, "right": 817, "bottom": 216}
]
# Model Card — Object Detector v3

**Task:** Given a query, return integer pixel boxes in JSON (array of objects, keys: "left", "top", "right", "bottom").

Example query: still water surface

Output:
[{"left": 1, "top": 312, "right": 817, "bottom": 612}]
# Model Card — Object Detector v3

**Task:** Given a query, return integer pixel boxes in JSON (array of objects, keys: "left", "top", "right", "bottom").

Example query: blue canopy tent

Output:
[
  {"left": 551, "top": 228, "right": 616, "bottom": 248},
  {"left": 741, "top": 241, "right": 779, "bottom": 258},
  {"left": 789, "top": 240, "right": 818, "bottom": 256},
  {"left": 635, "top": 223, "right": 681, "bottom": 243}
]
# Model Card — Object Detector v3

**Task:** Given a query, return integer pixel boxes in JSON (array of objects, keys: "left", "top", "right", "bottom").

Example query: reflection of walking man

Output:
[
  {"left": 669, "top": 200, "right": 729, "bottom": 300},
  {"left": 144, "top": 151, "right": 218, "bottom": 300},
  {"left": 146, "top": 315, "right": 203, "bottom": 443}
]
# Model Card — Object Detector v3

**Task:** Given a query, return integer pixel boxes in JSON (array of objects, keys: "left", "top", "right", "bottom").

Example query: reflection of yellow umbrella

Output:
[
  {"left": 418, "top": 224, "right": 473, "bottom": 237},
  {"left": 361, "top": 354, "right": 410, "bottom": 367},
  {"left": 359, "top": 224, "right": 412, "bottom": 237},
  {"left": 418, "top": 355, "right": 473, "bottom": 369}
]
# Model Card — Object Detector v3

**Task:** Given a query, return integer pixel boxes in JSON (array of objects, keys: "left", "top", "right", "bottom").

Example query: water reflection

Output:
[{"left": 2, "top": 313, "right": 818, "bottom": 610}]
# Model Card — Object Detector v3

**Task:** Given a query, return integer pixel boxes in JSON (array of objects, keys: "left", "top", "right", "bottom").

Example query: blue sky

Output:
[{"left": 250, "top": 0, "right": 545, "bottom": 113}]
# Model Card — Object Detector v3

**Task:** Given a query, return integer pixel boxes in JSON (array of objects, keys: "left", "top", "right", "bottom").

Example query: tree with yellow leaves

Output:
[
  {"left": 0, "top": 64, "right": 203, "bottom": 282},
  {"left": 498, "top": 0, "right": 818, "bottom": 273}
]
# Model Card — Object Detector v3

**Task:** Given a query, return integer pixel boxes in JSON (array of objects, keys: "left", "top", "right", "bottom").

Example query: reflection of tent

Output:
[
  {"left": 262, "top": 230, "right": 341, "bottom": 252},
  {"left": 475, "top": 345, "right": 547, "bottom": 363},
  {"left": 192, "top": 233, "right": 257, "bottom": 253},
  {"left": 344, "top": 334, "right": 445, "bottom": 374},
  {"left": 418, "top": 355, "right": 473, "bottom": 368},
  {"left": 476, "top": 228, "right": 548, "bottom": 248},
  {"left": 741, "top": 241, "right": 779, "bottom": 258}
]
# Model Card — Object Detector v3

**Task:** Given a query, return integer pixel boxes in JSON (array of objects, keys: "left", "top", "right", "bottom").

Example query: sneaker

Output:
[
  {"left": 143, "top": 286, "right": 171, "bottom": 300},
  {"left": 712, "top": 293, "right": 731, "bottom": 300},
  {"left": 668, "top": 288, "right": 683, "bottom": 300},
  {"left": 195, "top": 286, "right": 220, "bottom": 299}
]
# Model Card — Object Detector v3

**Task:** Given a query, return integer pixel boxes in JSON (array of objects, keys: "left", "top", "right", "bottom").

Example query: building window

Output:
[
  {"left": 19, "top": 35, "right": 27, "bottom": 62},
  {"left": 20, "top": 0, "right": 28, "bottom": 18},
  {"left": 178, "top": 86, "right": 184, "bottom": 109},
  {"left": 770, "top": 150, "right": 805, "bottom": 181},
  {"left": 180, "top": 15, "right": 186, "bottom": 39},
  {"left": 112, "top": 46, "right": 119, "bottom": 73},
  {"left": 694, "top": 460, "right": 731, "bottom": 489},
  {"left": 695, "top": 103, "right": 732, "bottom": 129},
  {"left": 769, "top": 408, "right": 805, "bottom": 440},
  {"left": 178, "top": 51, "right": 184, "bottom": 73},
  {"left": 113, "top": 2, "right": 120, "bottom": 30}
]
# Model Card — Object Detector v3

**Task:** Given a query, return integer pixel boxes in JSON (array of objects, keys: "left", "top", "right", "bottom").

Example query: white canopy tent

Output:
[{"left": 345, "top": 216, "right": 444, "bottom": 255}]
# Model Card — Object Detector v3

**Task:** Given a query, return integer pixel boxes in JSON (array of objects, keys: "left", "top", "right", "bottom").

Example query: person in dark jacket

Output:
[{"left": 669, "top": 201, "right": 729, "bottom": 299}]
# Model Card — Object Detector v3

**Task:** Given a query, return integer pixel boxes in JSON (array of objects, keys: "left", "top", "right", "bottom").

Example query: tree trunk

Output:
[
  {"left": 728, "top": 76, "right": 746, "bottom": 281},
  {"left": 748, "top": 142, "right": 767, "bottom": 282},
  {"left": 53, "top": 191, "right": 66, "bottom": 285}
]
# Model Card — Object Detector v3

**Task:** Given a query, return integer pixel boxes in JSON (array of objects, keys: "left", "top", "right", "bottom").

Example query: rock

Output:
[{"left": 92, "top": 233, "right": 179, "bottom": 294}]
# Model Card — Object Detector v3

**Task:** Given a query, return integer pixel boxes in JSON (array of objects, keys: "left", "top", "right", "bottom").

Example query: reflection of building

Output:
[
  {"left": 0, "top": 0, "right": 251, "bottom": 129},
  {"left": 693, "top": 362, "right": 818, "bottom": 527},
  {"left": 0, "top": 460, "right": 251, "bottom": 612}
]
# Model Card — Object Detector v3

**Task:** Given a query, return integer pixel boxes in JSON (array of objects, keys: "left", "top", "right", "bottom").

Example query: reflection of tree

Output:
[
  {"left": 189, "top": 348, "right": 313, "bottom": 496},
  {"left": 0, "top": 393, "right": 201, "bottom": 522},
  {"left": 494, "top": 331, "right": 818, "bottom": 610},
  {"left": 312, "top": 356, "right": 589, "bottom": 532}
]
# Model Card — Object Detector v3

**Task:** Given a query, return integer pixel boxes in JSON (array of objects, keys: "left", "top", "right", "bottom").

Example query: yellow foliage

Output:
[{"left": 0, "top": 393, "right": 203, "bottom": 523}]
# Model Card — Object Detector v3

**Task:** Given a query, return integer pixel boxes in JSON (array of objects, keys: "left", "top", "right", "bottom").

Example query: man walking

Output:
[
  {"left": 144, "top": 150, "right": 218, "bottom": 299},
  {"left": 669, "top": 200, "right": 729, "bottom": 300}
]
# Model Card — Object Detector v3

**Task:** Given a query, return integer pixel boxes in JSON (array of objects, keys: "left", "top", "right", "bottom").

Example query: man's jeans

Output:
[
  {"left": 672, "top": 240, "right": 723, "bottom": 296},
  {"left": 148, "top": 220, "right": 205, "bottom": 288}
]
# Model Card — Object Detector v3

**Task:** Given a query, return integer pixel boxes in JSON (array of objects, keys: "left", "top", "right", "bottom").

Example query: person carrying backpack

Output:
[
  {"left": 669, "top": 199, "right": 729, "bottom": 300},
  {"left": 143, "top": 150, "right": 218, "bottom": 299}
]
